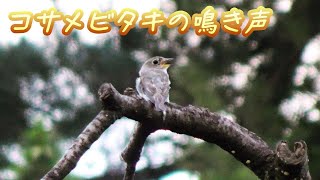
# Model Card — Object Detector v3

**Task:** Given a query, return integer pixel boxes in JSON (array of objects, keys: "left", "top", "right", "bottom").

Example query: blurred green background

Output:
[{"left": 0, "top": 0, "right": 320, "bottom": 179}]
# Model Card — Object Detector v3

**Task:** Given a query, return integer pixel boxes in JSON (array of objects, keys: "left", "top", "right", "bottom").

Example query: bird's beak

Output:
[{"left": 160, "top": 58, "right": 173, "bottom": 69}]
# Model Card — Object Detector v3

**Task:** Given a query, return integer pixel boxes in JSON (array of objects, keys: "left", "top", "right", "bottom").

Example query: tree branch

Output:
[
  {"left": 120, "top": 87, "right": 157, "bottom": 180},
  {"left": 91, "top": 163, "right": 178, "bottom": 180},
  {"left": 98, "top": 83, "right": 312, "bottom": 179},
  {"left": 43, "top": 83, "right": 312, "bottom": 179},
  {"left": 121, "top": 123, "right": 155, "bottom": 180},
  {"left": 42, "top": 110, "right": 121, "bottom": 180},
  {"left": 273, "top": 141, "right": 311, "bottom": 179}
]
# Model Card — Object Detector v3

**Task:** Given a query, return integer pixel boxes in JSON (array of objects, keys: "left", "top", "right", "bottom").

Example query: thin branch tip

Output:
[{"left": 274, "top": 140, "right": 311, "bottom": 179}]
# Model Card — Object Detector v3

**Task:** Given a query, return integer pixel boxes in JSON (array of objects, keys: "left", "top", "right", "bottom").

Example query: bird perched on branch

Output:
[{"left": 136, "top": 56, "right": 173, "bottom": 114}]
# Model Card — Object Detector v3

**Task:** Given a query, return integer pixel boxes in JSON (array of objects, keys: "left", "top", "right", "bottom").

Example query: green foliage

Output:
[
  {"left": 0, "top": 39, "right": 50, "bottom": 144},
  {"left": 5, "top": 121, "right": 60, "bottom": 180},
  {"left": 173, "top": 60, "right": 222, "bottom": 110},
  {"left": 174, "top": 144, "right": 257, "bottom": 180}
]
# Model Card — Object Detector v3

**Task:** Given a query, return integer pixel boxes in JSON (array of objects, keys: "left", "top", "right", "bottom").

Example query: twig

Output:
[
  {"left": 121, "top": 123, "right": 155, "bottom": 180},
  {"left": 272, "top": 141, "right": 311, "bottom": 179},
  {"left": 42, "top": 110, "right": 120, "bottom": 180}
]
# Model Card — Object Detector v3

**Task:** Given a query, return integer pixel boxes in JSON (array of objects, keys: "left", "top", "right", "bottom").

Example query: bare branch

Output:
[
  {"left": 98, "top": 83, "right": 312, "bottom": 179},
  {"left": 42, "top": 110, "right": 121, "bottom": 180},
  {"left": 43, "top": 83, "right": 312, "bottom": 179},
  {"left": 120, "top": 88, "right": 157, "bottom": 180},
  {"left": 272, "top": 141, "right": 311, "bottom": 179},
  {"left": 121, "top": 123, "right": 155, "bottom": 180}
]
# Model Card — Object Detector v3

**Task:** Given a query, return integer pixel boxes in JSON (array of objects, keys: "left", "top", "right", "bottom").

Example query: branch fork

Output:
[{"left": 42, "top": 83, "right": 312, "bottom": 180}]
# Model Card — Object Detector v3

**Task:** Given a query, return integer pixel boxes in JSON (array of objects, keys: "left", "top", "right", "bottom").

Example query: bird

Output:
[{"left": 136, "top": 56, "right": 173, "bottom": 114}]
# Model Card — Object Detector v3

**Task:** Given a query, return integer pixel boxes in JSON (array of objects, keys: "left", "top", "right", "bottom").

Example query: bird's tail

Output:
[{"left": 154, "top": 93, "right": 167, "bottom": 120}]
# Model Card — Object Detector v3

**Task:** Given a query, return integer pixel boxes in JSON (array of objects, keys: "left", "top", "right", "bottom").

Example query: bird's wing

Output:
[
  {"left": 136, "top": 77, "right": 152, "bottom": 101},
  {"left": 145, "top": 74, "right": 170, "bottom": 111},
  {"left": 139, "top": 76, "right": 158, "bottom": 103},
  {"left": 136, "top": 70, "right": 171, "bottom": 112},
  {"left": 153, "top": 75, "right": 170, "bottom": 102},
  {"left": 153, "top": 75, "right": 170, "bottom": 111}
]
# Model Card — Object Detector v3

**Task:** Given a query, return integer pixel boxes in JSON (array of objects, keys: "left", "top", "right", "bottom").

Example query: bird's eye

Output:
[{"left": 153, "top": 60, "right": 159, "bottom": 65}]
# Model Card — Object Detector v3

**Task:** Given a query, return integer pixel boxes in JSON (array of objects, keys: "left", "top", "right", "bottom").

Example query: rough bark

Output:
[
  {"left": 42, "top": 83, "right": 312, "bottom": 180},
  {"left": 42, "top": 110, "right": 121, "bottom": 180},
  {"left": 121, "top": 122, "right": 156, "bottom": 180}
]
